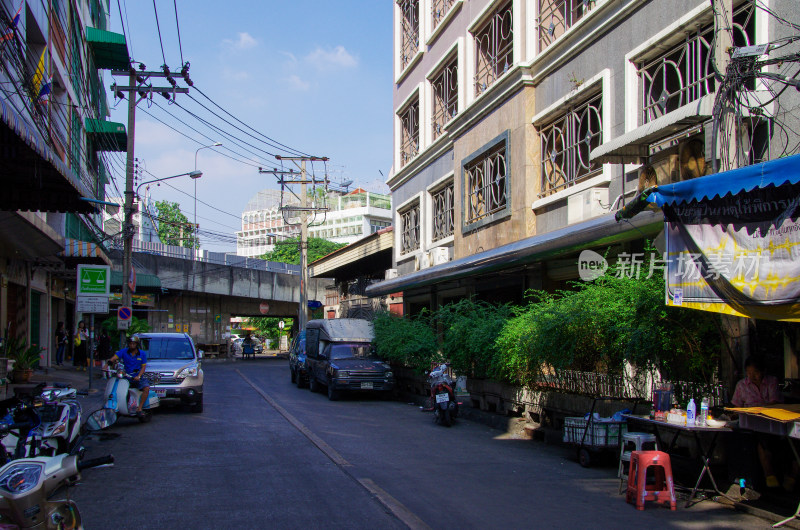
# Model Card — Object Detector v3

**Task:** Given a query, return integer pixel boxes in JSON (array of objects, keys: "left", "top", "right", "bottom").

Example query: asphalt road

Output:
[{"left": 70, "top": 359, "right": 772, "bottom": 529}]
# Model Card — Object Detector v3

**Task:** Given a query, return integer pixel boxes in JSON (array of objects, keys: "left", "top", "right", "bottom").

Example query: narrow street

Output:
[{"left": 71, "top": 359, "right": 770, "bottom": 529}]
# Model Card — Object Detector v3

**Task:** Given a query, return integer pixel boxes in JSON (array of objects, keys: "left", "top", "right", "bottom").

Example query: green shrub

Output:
[{"left": 373, "top": 311, "right": 437, "bottom": 373}]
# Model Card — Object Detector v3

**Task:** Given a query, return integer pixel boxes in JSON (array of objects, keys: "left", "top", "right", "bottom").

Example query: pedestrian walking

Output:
[
  {"left": 54, "top": 322, "right": 67, "bottom": 366},
  {"left": 73, "top": 320, "right": 89, "bottom": 371}
]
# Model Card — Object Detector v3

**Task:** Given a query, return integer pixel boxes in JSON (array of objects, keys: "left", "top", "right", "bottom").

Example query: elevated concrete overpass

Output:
[{"left": 108, "top": 246, "right": 332, "bottom": 345}]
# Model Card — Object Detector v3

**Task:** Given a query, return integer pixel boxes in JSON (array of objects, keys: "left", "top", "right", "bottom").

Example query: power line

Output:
[
  {"left": 173, "top": 0, "right": 185, "bottom": 66},
  {"left": 152, "top": 0, "right": 167, "bottom": 67}
]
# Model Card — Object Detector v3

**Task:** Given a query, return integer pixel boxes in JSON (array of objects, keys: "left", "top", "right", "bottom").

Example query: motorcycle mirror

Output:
[{"left": 86, "top": 408, "right": 117, "bottom": 431}]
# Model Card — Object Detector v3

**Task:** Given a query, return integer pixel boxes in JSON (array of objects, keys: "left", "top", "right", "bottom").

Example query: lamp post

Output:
[
  {"left": 134, "top": 170, "right": 203, "bottom": 247},
  {"left": 194, "top": 142, "right": 222, "bottom": 256}
]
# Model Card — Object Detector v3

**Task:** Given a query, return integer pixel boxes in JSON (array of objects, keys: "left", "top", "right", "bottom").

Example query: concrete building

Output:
[
  {"left": 369, "top": 0, "right": 799, "bottom": 319},
  {"left": 237, "top": 188, "right": 392, "bottom": 257},
  {"left": 0, "top": 0, "right": 128, "bottom": 365},
  {"left": 103, "top": 196, "right": 160, "bottom": 244}
]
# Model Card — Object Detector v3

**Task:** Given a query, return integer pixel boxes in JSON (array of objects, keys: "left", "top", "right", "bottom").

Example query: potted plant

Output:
[{"left": 3, "top": 336, "right": 42, "bottom": 383}]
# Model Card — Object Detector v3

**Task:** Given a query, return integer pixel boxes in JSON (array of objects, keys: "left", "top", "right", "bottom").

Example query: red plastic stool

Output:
[{"left": 626, "top": 450, "right": 676, "bottom": 511}]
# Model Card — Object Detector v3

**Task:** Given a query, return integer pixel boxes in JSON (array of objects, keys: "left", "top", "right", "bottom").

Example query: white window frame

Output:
[
  {"left": 424, "top": 38, "right": 463, "bottom": 146},
  {"left": 395, "top": 0, "right": 425, "bottom": 83},
  {"left": 395, "top": 192, "right": 425, "bottom": 260},
  {"left": 394, "top": 84, "right": 424, "bottom": 171},
  {"left": 531, "top": 68, "right": 612, "bottom": 210},
  {"left": 425, "top": 171, "right": 456, "bottom": 248}
]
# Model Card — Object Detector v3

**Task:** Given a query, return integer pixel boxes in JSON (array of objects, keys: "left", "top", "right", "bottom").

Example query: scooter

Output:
[
  {"left": 428, "top": 364, "right": 459, "bottom": 427},
  {"left": 103, "top": 362, "right": 159, "bottom": 423},
  {"left": 0, "top": 409, "right": 115, "bottom": 529}
]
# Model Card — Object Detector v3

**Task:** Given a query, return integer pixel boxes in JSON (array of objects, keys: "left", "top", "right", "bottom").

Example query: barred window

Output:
[
  {"left": 399, "top": 97, "right": 419, "bottom": 167},
  {"left": 431, "top": 182, "right": 454, "bottom": 241},
  {"left": 431, "top": 57, "right": 458, "bottom": 141},
  {"left": 474, "top": 1, "right": 513, "bottom": 96},
  {"left": 639, "top": 1, "right": 754, "bottom": 124},
  {"left": 399, "top": 0, "right": 420, "bottom": 71},
  {"left": 432, "top": 0, "right": 457, "bottom": 30},
  {"left": 464, "top": 143, "right": 507, "bottom": 225},
  {"left": 400, "top": 203, "right": 420, "bottom": 254},
  {"left": 539, "top": 93, "right": 602, "bottom": 197},
  {"left": 537, "top": 0, "right": 596, "bottom": 52}
]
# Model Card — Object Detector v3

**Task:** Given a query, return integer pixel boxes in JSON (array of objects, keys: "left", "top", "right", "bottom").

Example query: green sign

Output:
[
  {"left": 214, "top": 314, "right": 221, "bottom": 323},
  {"left": 77, "top": 264, "right": 110, "bottom": 295}
]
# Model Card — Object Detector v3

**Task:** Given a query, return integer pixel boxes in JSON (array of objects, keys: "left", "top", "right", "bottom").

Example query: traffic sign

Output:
[
  {"left": 117, "top": 320, "right": 130, "bottom": 330},
  {"left": 183, "top": 324, "right": 189, "bottom": 333},
  {"left": 308, "top": 300, "right": 322, "bottom": 310},
  {"left": 214, "top": 314, "right": 221, "bottom": 323},
  {"left": 259, "top": 302, "right": 270, "bottom": 315},
  {"left": 77, "top": 264, "right": 110, "bottom": 295},
  {"left": 278, "top": 320, "right": 285, "bottom": 330},
  {"left": 118, "top": 306, "right": 132, "bottom": 321}
]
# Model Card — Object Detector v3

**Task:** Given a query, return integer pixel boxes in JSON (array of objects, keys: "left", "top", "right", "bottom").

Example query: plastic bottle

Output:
[
  {"left": 739, "top": 478, "right": 746, "bottom": 496},
  {"left": 686, "top": 398, "right": 696, "bottom": 426},
  {"left": 699, "top": 397, "right": 709, "bottom": 427}
]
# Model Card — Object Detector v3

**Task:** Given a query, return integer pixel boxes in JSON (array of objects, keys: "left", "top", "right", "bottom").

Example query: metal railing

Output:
[{"left": 114, "top": 239, "right": 300, "bottom": 275}]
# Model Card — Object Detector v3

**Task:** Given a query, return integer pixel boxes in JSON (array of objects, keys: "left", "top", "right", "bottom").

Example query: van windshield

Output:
[
  {"left": 140, "top": 338, "right": 195, "bottom": 360},
  {"left": 328, "top": 342, "right": 375, "bottom": 360}
]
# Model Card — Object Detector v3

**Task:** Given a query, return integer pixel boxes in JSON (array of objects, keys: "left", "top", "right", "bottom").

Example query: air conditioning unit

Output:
[
  {"left": 414, "top": 252, "right": 431, "bottom": 271},
  {"left": 429, "top": 247, "right": 450, "bottom": 266},
  {"left": 567, "top": 187, "right": 609, "bottom": 225},
  {"left": 385, "top": 268, "right": 398, "bottom": 280}
]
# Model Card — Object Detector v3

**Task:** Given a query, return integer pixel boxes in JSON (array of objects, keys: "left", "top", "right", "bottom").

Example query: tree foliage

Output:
[
  {"left": 245, "top": 317, "right": 293, "bottom": 344},
  {"left": 154, "top": 200, "right": 197, "bottom": 248},
  {"left": 373, "top": 311, "right": 437, "bottom": 373},
  {"left": 100, "top": 315, "right": 151, "bottom": 349},
  {"left": 260, "top": 237, "right": 346, "bottom": 265}
]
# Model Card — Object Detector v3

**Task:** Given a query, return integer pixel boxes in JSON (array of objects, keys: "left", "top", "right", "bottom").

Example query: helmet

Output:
[{"left": 127, "top": 335, "right": 140, "bottom": 344}]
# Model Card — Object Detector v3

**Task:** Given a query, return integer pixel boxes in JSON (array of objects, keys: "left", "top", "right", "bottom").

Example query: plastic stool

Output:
[
  {"left": 626, "top": 451, "right": 676, "bottom": 511},
  {"left": 618, "top": 432, "right": 658, "bottom": 492}
]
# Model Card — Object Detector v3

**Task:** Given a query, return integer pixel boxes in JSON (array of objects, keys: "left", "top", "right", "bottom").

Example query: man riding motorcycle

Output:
[{"left": 107, "top": 336, "right": 151, "bottom": 417}]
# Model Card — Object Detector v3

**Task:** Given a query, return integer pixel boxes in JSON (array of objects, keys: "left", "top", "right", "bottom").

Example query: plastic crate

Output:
[
  {"left": 739, "top": 413, "right": 790, "bottom": 436},
  {"left": 563, "top": 417, "right": 627, "bottom": 448}
]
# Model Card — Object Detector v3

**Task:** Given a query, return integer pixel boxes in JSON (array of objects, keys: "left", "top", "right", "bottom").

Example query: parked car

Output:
[
  {"left": 253, "top": 337, "right": 263, "bottom": 354},
  {"left": 304, "top": 319, "right": 394, "bottom": 401},
  {"left": 135, "top": 333, "right": 204, "bottom": 413},
  {"left": 289, "top": 331, "right": 307, "bottom": 387}
]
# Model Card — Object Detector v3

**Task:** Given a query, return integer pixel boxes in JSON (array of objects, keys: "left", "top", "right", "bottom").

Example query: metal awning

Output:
[
  {"left": 86, "top": 27, "right": 130, "bottom": 70},
  {"left": 366, "top": 211, "right": 662, "bottom": 297},
  {"left": 0, "top": 99, "right": 94, "bottom": 213},
  {"left": 60, "top": 238, "right": 112, "bottom": 266},
  {"left": 85, "top": 118, "right": 127, "bottom": 151},
  {"left": 310, "top": 227, "right": 393, "bottom": 279},
  {"left": 111, "top": 270, "right": 162, "bottom": 290},
  {"left": 590, "top": 95, "right": 714, "bottom": 164}
]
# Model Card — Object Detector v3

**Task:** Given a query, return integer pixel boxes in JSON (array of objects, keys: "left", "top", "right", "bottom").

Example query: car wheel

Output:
[
  {"left": 290, "top": 367, "right": 296, "bottom": 383},
  {"left": 296, "top": 372, "right": 307, "bottom": 389},
  {"left": 191, "top": 397, "right": 203, "bottom": 413},
  {"left": 327, "top": 382, "right": 339, "bottom": 401},
  {"left": 309, "top": 376, "right": 320, "bottom": 393}
]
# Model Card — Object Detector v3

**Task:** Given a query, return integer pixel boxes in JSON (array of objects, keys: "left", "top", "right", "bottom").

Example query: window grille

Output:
[
  {"left": 432, "top": 0, "right": 457, "bottom": 30},
  {"left": 537, "top": 0, "right": 596, "bottom": 52},
  {"left": 539, "top": 92, "right": 602, "bottom": 197},
  {"left": 639, "top": 1, "right": 754, "bottom": 124},
  {"left": 465, "top": 144, "right": 507, "bottom": 224},
  {"left": 400, "top": 98, "right": 419, "bottom": 167},
  {"left": 431, "top": 182, "right": 455, "bottom": 241},
  {"left": 400, "top": 203, "right": 420, "bottom": 254},
  {"left": 474, "top": 2, "right": 513, "bottom": 96},
  {"left": 400, "top": 0, "right": 420, "bottom": 71},
  {"left": 431, "top": 57, "right": 458, "bottom": 140}
]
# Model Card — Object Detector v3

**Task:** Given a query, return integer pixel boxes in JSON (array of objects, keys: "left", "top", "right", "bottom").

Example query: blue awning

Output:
[{"left": 648, "top": 153, "right": 800, "bottom": 207}]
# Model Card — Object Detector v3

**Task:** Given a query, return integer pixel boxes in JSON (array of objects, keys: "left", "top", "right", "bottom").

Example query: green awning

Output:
[
  {"left": 111, "top": 270, "right": 162, "bottom": 290},
  {"left": 87, "top": 27, "right": 130, "bottom": 70},
  {"left": 86, "top": 118, "right": 127, "bottom": 151}
]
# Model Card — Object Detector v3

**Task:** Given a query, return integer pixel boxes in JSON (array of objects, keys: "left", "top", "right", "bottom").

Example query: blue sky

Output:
[{"left": 106, "top": 1, "right": 393, "bottom": 252}]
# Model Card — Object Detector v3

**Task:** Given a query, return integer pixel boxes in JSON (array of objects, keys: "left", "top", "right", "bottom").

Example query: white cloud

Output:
[
  {"left": 223, "top": 32, "right": 258, "bottom": 51},
  {"left": 305, "top": 45, "right": 358, "bottom": 71},
  {"left": 285, "top": 75, "right": 310, "bottom": 91}
]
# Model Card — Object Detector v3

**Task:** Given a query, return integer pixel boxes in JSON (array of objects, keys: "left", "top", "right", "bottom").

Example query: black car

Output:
[{"left": 289, "top": 331, "right": 307, "bottom": 387}]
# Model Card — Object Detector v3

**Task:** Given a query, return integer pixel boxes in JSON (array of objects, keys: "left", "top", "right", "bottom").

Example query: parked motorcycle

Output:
[
  {"left": 103, "top": 362, "right": 159, "bottom": 423},
  {"left": 0, "top": 409, "right": 115, "bottom": 529},
  {"left": 427, "top": 364, "right": 459, "bottom": 427}
]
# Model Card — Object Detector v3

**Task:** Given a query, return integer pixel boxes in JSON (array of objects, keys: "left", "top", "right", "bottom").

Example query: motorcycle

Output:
[
  {"left": 427, "top": 364, "right": 459, "bottom": 427},
  {"left": 0, "top": 409, "right": 115, "bottom": 529},
  {"left": 1, "top": 385, "right": 83, "bottom": 460},
  {"left": 103, "top": 362, "right": 160, "bottom": 423}
]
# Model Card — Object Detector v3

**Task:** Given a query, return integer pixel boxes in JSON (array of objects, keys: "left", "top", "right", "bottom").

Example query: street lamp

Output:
[
  {"left": 194, "top": 142, "right": 222, "bottom": 253},
  {"left": 135, "top": 170, "right": 202, "bottom": 247}
]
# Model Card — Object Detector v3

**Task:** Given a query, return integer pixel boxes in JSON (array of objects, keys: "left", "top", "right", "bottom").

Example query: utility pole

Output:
[
  {"left": 259, "top": 156, "right": 328, "bottom": 332},
  {"left": 112, "top": 64, "right": 191, "bottom": 345}
]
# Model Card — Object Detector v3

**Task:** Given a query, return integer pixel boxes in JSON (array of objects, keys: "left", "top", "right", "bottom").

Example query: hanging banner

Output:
[{"left": 663, "top": 183, "right": 800, "bottom": 321}]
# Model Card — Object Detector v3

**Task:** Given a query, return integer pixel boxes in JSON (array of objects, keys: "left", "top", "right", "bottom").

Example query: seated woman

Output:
[{"left": 732, "top": 356, "right": 789, "bottom": 490}]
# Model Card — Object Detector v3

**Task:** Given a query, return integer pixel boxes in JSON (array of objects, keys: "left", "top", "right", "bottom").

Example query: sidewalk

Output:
[{"left": 3, "top": 364, "right": 107, "bottom": 412}]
